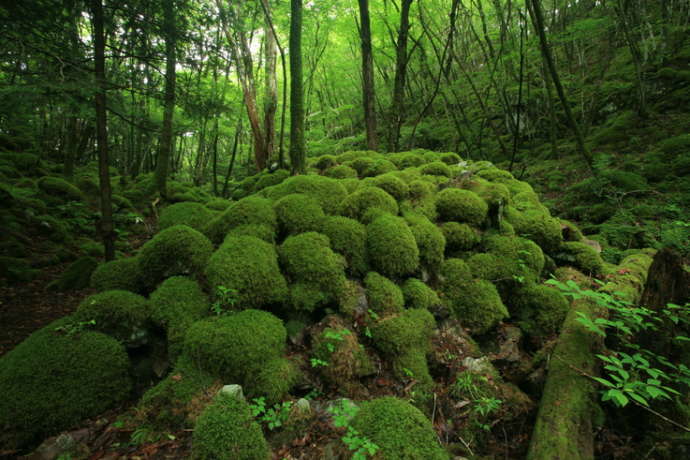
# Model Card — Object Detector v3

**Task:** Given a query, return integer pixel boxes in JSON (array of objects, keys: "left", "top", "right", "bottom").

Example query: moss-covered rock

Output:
[
  {"left": 184, "top": 309, "right": 286, "bottom": 384},
  {"left": 0, "top": 319, "right": 131, "bottom": 450},
  {"left": 139, "top": 225, "right": 213, "bottom": 290},
  {"left": 205, "top": 198, "right": 232, "bottom": 212},
  {"left": 318, "top": 215, "right": 368, "bottom": 277},
  {"left": 402, "top": 278, "right": 440, "bottom": 310},
  {"left": 311, "top": 318, "right": 373, "bottom": 386},
  {"left": 367, "top": 214, "right": 420, "bottom": 278},
  {"left": 324, "top": 164, "right": 358, "bottom": 179},
  {"left": 350, "top": 397, "right": 448, "bottom": 460},
  {"left": 247, "top": 357, "right": 300, "bottom": 405},
  {"left": 405, "top": 213, "right": 446, "bottom": 273},
  {"left": 206, "top": 236, "right": 288, "bottom": 310},
  {"left": 253, "top": 169, "right": 290, "bottom": 192},
  {"left": 340, "top": 186, "right": 399, "bottom": 222},
  {"left": 556, "top": 241, "right": 605, "bottom": 275},
  {"left": 420, "top": 161, "right": 452, "bottom": 177},
  {"left": 436, "top": 188, "right": 488, "bottom": 226},
  {"left": 441, "top": 222, "right": 481, "bottom": 252},
  {"left": 75, "top": 290, "right": 150, "bottom": 347},
  {"left": 273, "top": 193, "right": 325, "bottom": 235},
  {"left": 368, "top": 173, "right": 409, "bottom": 201},
  {"left": 191, "top": 393, "right": 270, "bottom": 460},
  {"left": 202, "top": 196, "right": 277, "bottom": 244},
  {"left": 512, "top": 284, "right": 569, "bottom": 339},
  {"left": 47, "top": 256, "right": 98, "bottom": 291},
  {"left": 505, "top": 206, "right": 563, "bottom": 254},
  {"left": 365, "top": 272, "right": 404, "bottom": 316},
  {"left": 90, "top": 257, "right": 143, "bottom": 293},
  {"left": 159, "top": 202, "right": 214, "bottom": 231},
  {"left": 263, "top": 175, "right": 347, "bottom": 214},
  {"left": 36, "top": 176, "right": 83, "bottom": 202}
]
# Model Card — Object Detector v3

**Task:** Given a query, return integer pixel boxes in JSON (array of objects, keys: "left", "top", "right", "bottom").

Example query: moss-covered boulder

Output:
[
  {"left": 311, "top": 320, "right": 373, "bottom": 388},
  {"left": 405, "top": 213, "right": 446, "bottom": 273},
  {"left": 139, "top": 225, "right": 213, "bottom": 290},
  {"left": 75, "top": 290, "right": 150, "bottom": 347},
  {"left": 324, "top": 164, "right": 358, "bottom": 179},
  {"left": 441, "top": 222, "right": 481, "bottom": 252},
  {"left": 0, "top": 319, "right": 131, "bottom": 450},
  {"left": 36, "top": 176, "right": 83, "bottom": 202},
  {"left": 436, "top": 188, "right": 488, "bottom": 226},
  {"left": 184, "top": 309, "right": 286, "bottom": 383},
  {"left": 202, "top": 196, "right": 277, "bottom": 244},
  {"left": 206, "top": 236, "right": 288, "bottom": 310},
  {"left": 350, "top": 397, "right": 448, "bottom": 460},
  {"left": 512, "top": 284, "right": 569, "bottom": 339},
  {"left": 226, "top": 223, "right": 275, "bottom": 243},
  {"left": 47, "top": 256, "right": 98, "bottom": 291},
  {"left": 263, "top": 175, "right": 347, "bottom": 214},
  {"left": 504, "top": 206, "right": 563, "bottom": 254},
  {"left": 367, "top": 214, "right": 420, "bottom": 278},
  {"left": 420, "top": 161, "right": 452, "bottom": 177},
  {"left": 340, "top": 186, "right": 399, "bottom": 222},
  {"left": 90, "top": 257, "right": 143, "bottom": 293},
  {"left": 159, "top": 202, "right": 214, "bottom": 231},
  {"left": 273, "top": 193, "right": 325, "bottom": 235},
  {"left": 368, "top": 173, "right": 410, "bottom": 201},
  {"left": 365, "top": 272, "right": 404, "bottom": 316},
  {"left": 555, "top": 241, "right": 605, "bottom": 275},
  {"left": 191, "top": 393, "right": 270, "bottom": 460},
  {"left": 247, "top": 357, "right": 300, "bottom": 405},
  {"left": 318, "top": 215, "right": 368, "bottom": 277},
  {"left": 402, "top": 278, "right": 440, "bottom": 310}
]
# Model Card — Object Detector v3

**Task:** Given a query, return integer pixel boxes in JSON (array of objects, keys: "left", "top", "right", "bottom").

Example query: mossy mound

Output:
[
  {"left": 367, "top": 214, "right": 420, "bottom": 278},
  {"left": 436, "top": 188, "right": 488, "bottom": 226},
  {"left": 36, "top": 176, "right": 83, "bottom": 202},
  {"left": 317, "top": 215, "right": 368, "bottom": 277},
  {"left": 273, "top": 193, "right": 325, "bottom": 235},
  {"left": 191, "top": 393, "right": 270, "bottom": 460},
  {"left": 206, "top": 236, "right": 288, "bottom": 310},
  {"left": 441, "top": 222, "right": 481, "bottom": 252},
  {"left": 325, "top": 164, "right": 358, "bottom": 179},
  {"left": 311, "top": 319, "right": 373, "bottom": 387},
  {"left": 138, "top": 225, "right": 213, "bottom": 290},
  {"left": 75, "top": 290, "right": 150, "bottom": 347},
  {"left": 555, "top": 241, "right": 605, "bottom": 275},
  {"left": 402, "top": 278, "right": 440, "bottom": 310},
  {"left": 263, "top": 174, "right": 347, "bottom": 214},
  {"left": 247, "top": 357, "right": 300, "bottom": 404},
  {"left": 0, "top": 318, "right": 131, "bottom": 450},
  {"left": 184, "top": 309, "right": 286, "bottom": 383},
  {"left": 48, "top": 256, "right": 98, "bottom": 291},
  {"left": 350, "top": 397, "right": 448, "bottom": 460},
  {"left": 90, "top": 257, "right": 143, "bottom": 293},
  {"left": 512, "top": 284, "right": 569, "bottom": 339},
  {"left": 367, "top": 173, "right": 410, "bottom": 201},
  {"left": 227, "top": 223, "right": 275, "bottom": 243},
  {"left": 340, "top": 186, "right": 399, "bottom": 222},
  {"left": 205, "top": 197, "right": 232, "bottom": 211},
  {"left": 159, "top": 202, "right": 214, "bottom": 231},
  {"left": 504, "top": 206, "right": 563, "bottom": 254},
  {"left": 365, "top": 271, "right": 404, "bottom": 316},
  {"left": 405, "top": 213, "right": 446, "bottom": 273},
  {"left": 420, "top": 160, "right": 452, "bottom": 177},
  {"left": 203, "top": 196, "right": 277, "bottom": 244}
]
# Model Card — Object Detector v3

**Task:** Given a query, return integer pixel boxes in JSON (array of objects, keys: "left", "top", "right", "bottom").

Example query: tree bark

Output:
[
  {"left": 388, "top": 0, "right": 414, "bottom": 153},
  {"left": 156, "top": 0, "right": 177, "bottom": 198},
  {"left": 263, "top": 4, "right": 277, "bottom": 163},
  {"left": 289, "top": 0, "right": 305, "bottom": 174},
  {"left": 358, "top": 0, "right": 378, "bottom": 150}
]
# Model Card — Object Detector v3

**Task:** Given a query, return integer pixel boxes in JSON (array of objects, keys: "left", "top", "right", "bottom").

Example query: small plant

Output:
[
  {"left": 451, "top": 373, "right": 502, "bottom": 431},
  {"left": 210, "top": 285, "right": 239, "bottom": 315},
  {"left": 130, "top": 426, "right": 154, "bottom": 445},
  {"left": 472, "top": 397, "right": 502, "bottom": 431},
  {"left": 310, "top": 357, "right": 329, "bottom": 368},
  {"left": 328, "top": 400, "right": 379, "bottom": 460},
  {"left": 54, "top": 319, "right": 96, "bottom": 337},
  {"left": 323, "top": 328, "right": 351, "bottom": 352},
  {"left": 249, "top": 397, "right": 293, "bottom": 430}
]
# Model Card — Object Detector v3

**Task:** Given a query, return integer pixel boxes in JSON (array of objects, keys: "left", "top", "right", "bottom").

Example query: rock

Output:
[{"left": 220, "top": 384, "right": 244, "bottom": 401}]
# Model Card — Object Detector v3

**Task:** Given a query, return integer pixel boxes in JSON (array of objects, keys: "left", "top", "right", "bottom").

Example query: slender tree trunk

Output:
[
  {"left": 528, "top": 0, "right": 594, "bottom": 172},
  {"left": 388, "top": 0, "right": 414, "bottom": 152},
  {"left": 509, "top": 9, "right": 527, "bottom": 172},
  {"left": 91, "top": 0, "right": 115, "bottom": 261},
  {"left": 263, "top": 5, "right": 277, "bottom": 163},
  {"left": 358, "top": 0, "right": 378, "bottom": 150},
  {"left": 156, "top": 0, "right": 177, "bottom": 198},
  {"left": 289, "top": 0, "right": 305, "bottom": 174},
  {"left": 222, "top": 120, "right": 242, "bottom": 197}
]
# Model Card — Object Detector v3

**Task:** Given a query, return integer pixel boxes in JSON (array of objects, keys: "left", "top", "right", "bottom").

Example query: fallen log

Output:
[{"left": 527, "top": 252, "right": 654, "bottom": 460}]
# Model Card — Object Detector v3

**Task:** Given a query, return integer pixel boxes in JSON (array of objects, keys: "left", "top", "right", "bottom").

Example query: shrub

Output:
[
  {"left": 90, "top": 257, "right": 143, "bottom": 293},
  {"left": 402, "top": 278, "right": 440, "bottom": 310},
  {"left": 420, "top": 161, "right": 452, "bottom": 177},
  {"left": 365, "top": 272, "right": 404, "bottom": 316},
  {"left": 273, "top": 193, "right": 325, "bottom": 235},
  {"left": 441, "top": 222, "right": 481, "bottom": 252},
  {"left": 263, "top": 175, "right": 347, "bottom": 214},
  {"left": 206, "top": 236, "right": 288, "bottom": 309},
  {"left": 318, "top": 215, "right": 368, "bottom": 277},
  {"left": 405, "top": 213, "right": 446, "bottom": 273},
  {"left": 436, "top": 188, "right": 488, "bottom": 226},
  {"left": 159, "top": 202, "right": 214, "bottom": 231},
  {"left": 191, "top": 393, "right": 270, "bottom": 460},
  {"left": 339, "top": 186, "right": 399, "bottom": 222},
  {"left": 202, "top": 196, "right": 277, "bottom": 244},
  {"left": 350, "top": 397, "right": 448, "bottom": 460},
  {"left": 325, "top": 164, "right": 358, "bottom": 179},
  {"left": 138, "top": 225, "right": 213, "bottom": 290},
  {"left": 512, "top": 284, "right": 569, "bottom": 339},
  {"left": 184, "top": 309, "right": 286, "bottom": 383},
  {"left": 36, "top": 176, "right": 83, "bottom": 202},
  {"left": 0, "top": 319, "right": 131, "bottom": 450},
  {"left": 367, "top": 214, "right": 420, "bottom": 278},
  {"left": 75, "top": 290, "right": 150, "bottom": 347}
]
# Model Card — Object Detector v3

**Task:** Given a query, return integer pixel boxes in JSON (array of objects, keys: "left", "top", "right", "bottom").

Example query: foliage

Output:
[
  {"left": 366, "top": 214, "right": 420, "bottom": 278},
  {"left": 159, "top": 202, "right": 214, "bottom": 231},
  {"left": 328, "top": 399, "right": 380, "bottom": 460},
  {"left": 249, "top": 397, "right": 294, "bottom": 430}
]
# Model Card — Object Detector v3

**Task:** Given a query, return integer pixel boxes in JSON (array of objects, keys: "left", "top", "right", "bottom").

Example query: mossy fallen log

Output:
[{"left": 527, "top": 253, "right": 653, "bottom": 460}]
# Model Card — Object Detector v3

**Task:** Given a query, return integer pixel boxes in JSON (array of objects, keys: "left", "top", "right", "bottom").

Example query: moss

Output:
[
  {"left": 47, "top": 256, "right": 98, "bottom": 291},
  {"left": 273, "top": 193, "right": 325, "bottom": 235},
  {"left": 111, "top": 194, "right": 134, "bottom": 211},
  {"left": 389, "top": 152, "right": 426, "bottom": 168},
  {"left": 466, "top": 178, "right": 512, "bottom": 207},
  {"left": 247, "top": 357, "right": 299, "bottom": 405},
  {"left": 150, "top": 277, "right": 209, "bottom": 360},
  {"left": 318, "top": 215, "right": 368, "bottom": 277},
  {"left": 191, "top": 393, "right": 270, "bottom": 460},
  {"left": 311, "top": 320, "right": 372, "bottom": 385},
  {"left": 475, "top": 167, "right": 514, "bottom": 183},
  {"left": 372, "top": 309, "right": 436, "bottom": 386},
  {"left": 436, "top": 188, "right": 488, "bottom": 226},
  {"left": 253, "top": 169, "right": 290, "bottom": 192},
  {"left": 202, "top": 196, "right": 277, "bottom": 244},
  {"left": 75, "top": 290, "right": 150, "bottom": 347},
  {"left": 440, "top": 152, "right": 462, "bottom": 165},
  {"left": 263, "top": 175, "right": 347, "bottom": 214},
  {"left": 340, "top": 186, "right": 399, "bottom": 222},
  {"left": 139, "top": 354, "right": 219, "bottom": 429},
  {"left": 560, "top": 219, "right": 585, "bottom": 241},
  {"left": 184, "top": 309, "right": 286, "bottom": 383},
  {"left": 0, "top": 152, "right": 40, "bottom": 172},
  {"left": 659, "top": 133, "right": 690, "bottom": 155},
  {"left": 36, "top": 176, "right": 83, "bottom": 202},
  {"left": 34, "top": 214, "right": 69, "bottom": 242},
  {"left": 441, "top": 259, "right": 507, "bottom": 334},
  {"left": 365, "top": 272, "right": 404, "bottom": 316},
  {"left": 0, "top": 319, "right": 131, "bottom": 450},
  {"left": 367, "top": 214, "right": 420, "bottom": 278},
  {"left": 409, "top": 179, "right": 436, "bottom": 199},
  {"left": 90, "top": 257, "right": 143, "bottom": 293},
  {"left": 205, "top": 198, "right": 232, "bottom": 212},
  {"left": 139, "top": 225, "right": 213, "bottom": 290},
  {"left": 402, "top": 278, "right": 440, "bottom": 310},
  {"left": 405, "top": 213, "right": 446, "bottom": 273},
  {"left": 362, "top": 158, "right": 397, "bottom": 177},
  {"left": 312, "top": 154, "right": 338, "bottom": 170},
  {"left": 504, "top": 206, "right": 563, "bottom": 254},
  {"left": 159, "top": 202, "right": 214, "bottom": 231},
  {"left": 512, "top": 284, "right": 569, "bottom": 339},
  {"left": 420, "top": 161, "right": 452, "bottom": 177},
  {"left": 483, "top": 234, "right": 545, "bottom": 281},
  {"left": 350, "top": 397, "right": 447, "bottom": 459},
  {"left": 556, "top": 242, "right": 605, "bottom": 275},
  {"left": 325, "top": 164, "right": 358, "bottom": 179},
  {"left": 441, "top": 222, "right": 481, "bottom": 252},
  {"left": 368, "top": 173, "right": 409, "bottom": 201},
  {"left": 206, "top": 236, "right": 288, "bottom": 310}
]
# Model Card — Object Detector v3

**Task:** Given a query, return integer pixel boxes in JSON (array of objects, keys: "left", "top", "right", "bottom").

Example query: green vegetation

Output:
[
  {"left": 75, "top": 290, "right": 150, "bottom": 346},
  {"left": 90, "top": 257, "right": 143, "bottom": 293},
  {"left": 436, "top": 188, "right": 488, "bottom": 227},
  {"left": 366, "top": 214, "right": 420, "bottom": 278},
  {"left": 159, "top": 202, "right": 214, "bottom": 231}
]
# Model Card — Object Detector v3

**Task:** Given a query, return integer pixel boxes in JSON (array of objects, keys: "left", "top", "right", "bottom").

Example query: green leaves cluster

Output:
[
  {"left": 249, "top": 397, "right": 293, "bottom": 431},
  {"left": 328, "top": 400, "right": 380, "bottom": 460}
]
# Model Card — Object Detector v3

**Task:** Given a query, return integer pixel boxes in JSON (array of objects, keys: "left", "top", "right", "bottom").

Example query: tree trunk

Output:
[
  {"left": 388, "top": 0, "right": 414, "bottom": 153},
  {"left": 358, "top": 0, "right": 378, "bottom": 150},
  {"left": 90, "top": 0, "right": 115, "bottom": 261},
  {"left": 263, "top": 6, "right": 277, "bottom": 163},
  {"left": 289, "top": 0, "right": 305, "bottom": 174},
  {"left": 156, "top": 0, "right": 177, "bottom": 198},
  {"left": 222, "top": 120, "right": 242, "bottom": 198}
]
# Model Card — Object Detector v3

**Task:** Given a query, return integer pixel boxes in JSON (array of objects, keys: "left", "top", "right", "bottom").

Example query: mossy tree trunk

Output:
[
  {"left": 156, "top": 0, "right": 177, "bottom": 199},
  {"left": 289, "top": 0, "right": 305, "bottom": 174},
  {"left": 357, "top": 0, "right": 377, "bottom": 151},
  {"left": 388, "top": 0, "right": 413, "bottom": 153}
]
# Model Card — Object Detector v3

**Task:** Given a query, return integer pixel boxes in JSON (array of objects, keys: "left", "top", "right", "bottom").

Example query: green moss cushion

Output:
[
  {"left": 340, "top": 186, "right": 399, "bottom": 222},
  {"left": 0, "top": 318, "right": 131, "bottom": 450},
  {"left": 273, "top": 193, "right": 325, "bottom": 235},
  {"left": 159, "top": 202, "right": 214, "bottom": 231},
  {"left": 263, "top": 175, "right": 348, "bottom": 214},
  {"left": 436, "top": 188, "right": 488, "bottom": 226},
  {"left": 365, "top": 272, "right": 404, "bottom": 316},
  {"left": 367, "top": 214, "right": 420, "bottom": 278},
  {"left": 202, "top": 196, "right": 277, "bottom": 244},
  {"left": 75, "top": 290, "right": 150, "bottom": 346},
  {"left": 318, "top": 215, "right": 368, "bottom": 277},
  {"left": 90, "top": 257, "right": 143, "bottom": 293}
]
